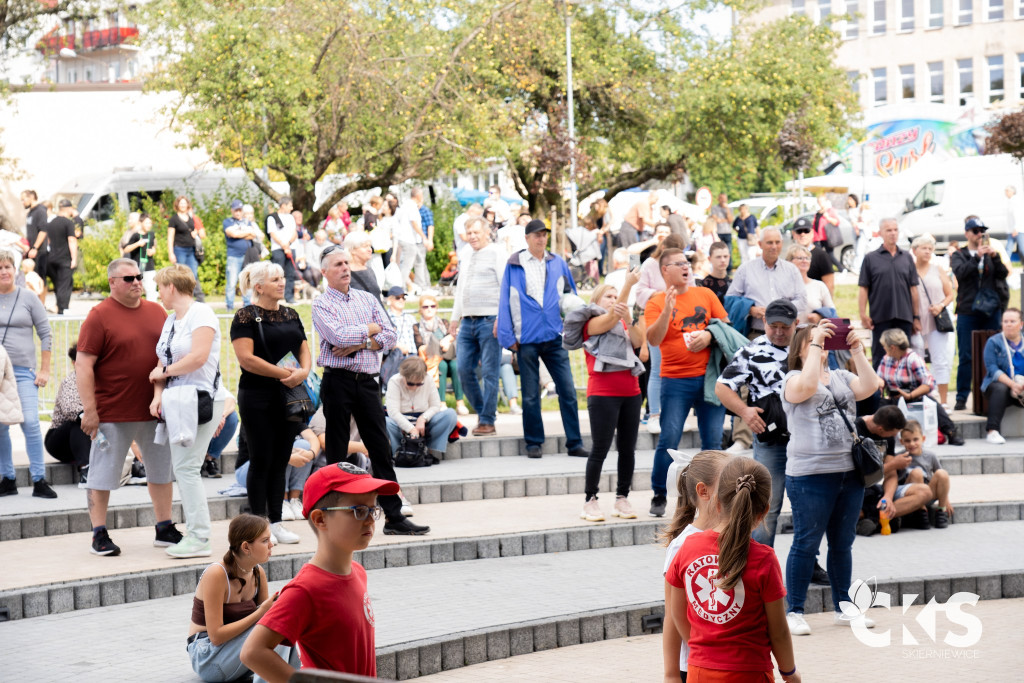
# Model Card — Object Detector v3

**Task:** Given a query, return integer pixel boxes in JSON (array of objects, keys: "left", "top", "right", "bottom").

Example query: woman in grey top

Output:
[
  {"left": 0, "top": 249, "right": 55, "bottom": 498},
  {"left": 780, "top": 320, "right": 879, "bottom": 637}
]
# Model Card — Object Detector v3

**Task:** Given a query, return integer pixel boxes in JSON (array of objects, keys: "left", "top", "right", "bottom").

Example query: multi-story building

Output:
[{"left": 33, "top": 7, "right": 146, "bottom": 85}]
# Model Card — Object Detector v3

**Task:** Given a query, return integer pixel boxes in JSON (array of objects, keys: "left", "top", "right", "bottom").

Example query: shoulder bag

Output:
[
  {"left": 921, "top": 277, "right": 954, "bottom": 333},
  {"left": 163, "top": 313, "right": 218, "bottom": 424},
  {"left": 254, "top": 310, "right": 315, "bottom": 423},
  {"left": 826, "top": 384, "right": 884, "bottom": 487}
]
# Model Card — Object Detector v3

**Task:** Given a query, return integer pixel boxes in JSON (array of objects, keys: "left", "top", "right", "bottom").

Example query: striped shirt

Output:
[{"left": 312, "top": 286, "right": 397, "bottom": 373}]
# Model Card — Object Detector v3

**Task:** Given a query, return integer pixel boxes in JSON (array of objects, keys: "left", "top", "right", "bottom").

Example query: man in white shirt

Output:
[
  {"left": 393, "top": 197, "right": 420, "bottom": 291},
  {"left": 453, "top": 203, "right": 483, "bottom": 255},
  {"left": 410, "top": 187, "right": 432, "bottom": 289},
  {"left": 266, "top": 196, "right": 298, "bottom": 303},
  {"left": 484, "top": 185, "right": 512, "bottom": 225},
  {"left": 451, "top": 217, "right": 508, "bottom": 436}
]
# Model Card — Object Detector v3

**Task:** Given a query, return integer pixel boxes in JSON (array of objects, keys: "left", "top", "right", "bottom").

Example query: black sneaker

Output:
[
  {"left": 905, "top": 507, "right": 932, "bottom": 530},
  {"left": 0, "top": 476, "right": 17, "bottom": 496},
  {"left": 77, "top": 466, "right": 89, "bottom": 488},
  {"left": 856, "top": 518, "right": 878, "bottom": 536},
  {"left": 383, "top": 518, "right": 430, "bottom": 536},
  {"left": 91, "top": 529, "right": 121, "bottom": 556},
  {"left": 649, "top": 495, "right": 667, "bottom": 517},
  {"left": 567, "top": 447, "right": 590, "bottom": 458},
  {"left": 201, "top": 457, "right": 222, "bottom": 478},
  {"left": 129, "top": 460, "right": 148, "bottom": 484},
  {"left": 32, "top": 479, "right": 57, "bottom": 499},
  {"left": 953, "top": 400, "right": 967, "bottom": 411},
  {"left": 526, "top": 445, "right": 542, "bottom": 459},
  {"left": 154, "top": 523, "right": 184, "bottom": 547},
  {"left": 945, "top": 427, "right": 965, "bottom": 446},
  {"left": 811, "top": 562, "right": 830, "bottom": 585},
  {"left": 933, "top": 508, "right": 950, "bottom": 529}
]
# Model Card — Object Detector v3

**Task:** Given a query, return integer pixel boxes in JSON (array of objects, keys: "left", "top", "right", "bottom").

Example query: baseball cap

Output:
[
  {"left": 965, "top": 218, "right": 988, "bottom": 233},
  {"left": 765, "top": 299, "right": 799, "bottom": 325},
  {"left": 524, "top": 219, "right": 550, "bottom": 235},
  {"left": 58, "top": 199, "right": 73, "bottom": 208},
  {"left": 230, "top": 199, "right": 243, "bottom": 210},
  {"left": 386, "top": 286, "right": 406, "bottom": 298},
  {"left": 302, "top": 462, "right": 400, "bottom": 518},
  {"left": 792, "top": 217, "right": 812, "bottom": 233}
]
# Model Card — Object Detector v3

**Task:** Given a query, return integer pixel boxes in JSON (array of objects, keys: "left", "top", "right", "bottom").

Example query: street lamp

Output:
[{"left": 563, "top": 1, "right": 578, "bottom": 235}]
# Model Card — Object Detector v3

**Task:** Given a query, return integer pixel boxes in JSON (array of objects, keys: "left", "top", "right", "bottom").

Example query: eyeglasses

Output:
[
  {"left": 113, "top": 274, "right": 144, "bottom": 283},
  {"left": 791, "top": 256, "right": 811, "bottom": 262},
  {"left": 664, "top": 262, "right": 689, "bottom": 268},
  {"left": 319, "top": 505, "right": 383, "bottom": 521},
  {"left": 421, "top": 304, "right": 437, "bottom": 309}
]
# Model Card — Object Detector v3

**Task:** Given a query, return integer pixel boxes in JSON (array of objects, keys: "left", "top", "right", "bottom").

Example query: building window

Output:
[
  {"left": 929, "top": 61, "right": 944, "bottom": 102},
  {"left": 1019, "top": 53, "right": 1024, "bottom": 99},
  {"left": 957, "top": 58, "right": 974, "bottom": 105},
  {"left": 928, "top": 0, "right": 944, "bottom": 26},
  {"left": 988, "top": 55, "right": 1004, "bottom": 101},
  {"left": 872, "top": 0, "right": 887, "bottom": 33},
  {"left": 872, "top": 67, "right": 888, "bottom": 105},
  {"left": 900, "top": 65, "right": 916, "bottom": 99},
  {"left": 845, "top": 0, "right": 860, "bottom": 38},
  {"left": 819, "top": 0, "right": 833, "bottom": 22},
  {"left": 958, "top": 0, "right": 973, "bottom": 23},
  {"left": 987, "top": 0, "right": 1005, "bottom": 20},
  {"left": 792, "top": 0, "right": 807, "bottom": 15},
  {"left": 900, "top": 0, "right": 915, "bottom": 29}
]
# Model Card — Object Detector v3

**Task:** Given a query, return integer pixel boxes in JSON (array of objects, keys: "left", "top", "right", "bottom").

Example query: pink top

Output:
[{"left": 634, "top": 255, "right": 696, "bottom": 309}]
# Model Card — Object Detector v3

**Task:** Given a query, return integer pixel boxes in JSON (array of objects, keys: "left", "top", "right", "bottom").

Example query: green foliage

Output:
[
  {"left": 426, "top": 200, "right": 460, "bottom": 280},
  {"left": 79, "top": 217, "right": 126, "bottom": 293}
]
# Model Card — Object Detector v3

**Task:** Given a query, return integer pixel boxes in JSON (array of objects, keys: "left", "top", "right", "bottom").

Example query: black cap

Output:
[
  {"left": 965, "top": 218, "right": 988, "bottom": 232},
  {"left": 792, "top": 217, "right": 812, "bottom": 233},
  {"left": 524, "top": 219, "right": 549, "bottom": 235},
  {"left": 765, "top": 299, "right": 799, "bottom": 325},
  {"left": 58, "top": 199, "right": 73, "bottom": 208},
  {"left": 386, "top": 286, "right": 406, "bottom": 298}
]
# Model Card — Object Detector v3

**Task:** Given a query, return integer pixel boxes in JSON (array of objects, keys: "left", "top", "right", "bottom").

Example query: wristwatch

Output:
[{"left": 365, "top": 338, "right": 373, "bottom": 349}]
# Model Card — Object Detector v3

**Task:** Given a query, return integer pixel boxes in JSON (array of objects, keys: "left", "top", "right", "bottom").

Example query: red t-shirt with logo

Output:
[
  {"left": 583, "top": 320, "right": 641, "bottom": 397},
  {"left": 665, "top": 530, "right": 786, "bottom": 672},
  {"left": 259, "top": 562, "right": 376, "bottom": 677}
]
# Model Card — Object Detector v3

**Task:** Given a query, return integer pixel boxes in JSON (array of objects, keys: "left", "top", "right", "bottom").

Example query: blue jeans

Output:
[
  {"left": 651, "top": 376, "right": 726, "bottom": 497},
  {"left": 1012, "top": 233, "right": 1024, "bottom": 263},
  {"left": 270, "top": 249, "right": 296, "bottom": 303},
  {"left": 174, "top": 246, "right": 199, "bottom": 278},
  {"left": 188, "top": 625, "right": 299, "bottom": 682},
  {"left": 206, "top": 410, "right": 239, "bottom": 461},
  {"left": 955, "top": 310, "right": 1001, "bottom": 402},
  {"left": 285, "top": 438, "right": 314, "bottom": 492},
  {"left": 499, "top": 359, "right": 518, "bottom": 400},
  {"left": 457, "top": 316, "right": 500, "bottom": 426},
  {"left": 517, "top": 338, "right": 582, "bottom": 450},
  {"left": 0, "top": 366, "right": 45, "bottom": 481},
  {"left": 225, "top": 254, "right": 248, "bottom": 309},
  {"left": 386, "top": 408, "right": 458, "bottom": 454},
  {"left": 647, "top": 344, "right": 662, "bottom": 416},
  {"left": 785, "top": 469, "right": 864, "bottom": 614},
  {"left": 751, "top": 439, "right": 788, "bottom": 547}
]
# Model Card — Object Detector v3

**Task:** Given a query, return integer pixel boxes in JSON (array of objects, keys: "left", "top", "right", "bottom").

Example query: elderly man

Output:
[
  {"left": 715, "top": 299, "right": 798, "bottom": 546},
  {"left": 312, "top": 248, "right": 428, "bottom": 535},
  {"left": 859, "top": 218, "right": 921, "bottom": 369},
  {"left": 498, "top": 219, "right": 587, "bottom": 459},
  {"left": 453, "top": 203, "right": 484, "bottom": 254},
  {"left": 344, "top": 230, "right": 383, "bottom": 297},
  {"left": 726, "top": 227, "right": 807, "bottom": 336},
  {"left": 76, "top": 258, "right": 181, "bottom": 556},
  {"left": 645, "top": 248, "right": 729, "bottom": 517},
  {"left": 451, "top": 217, "right": 508, "bottom": 436}
]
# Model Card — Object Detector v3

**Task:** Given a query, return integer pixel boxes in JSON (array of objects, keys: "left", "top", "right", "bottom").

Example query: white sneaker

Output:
[
  {"left": 986, "top": 430, "right": 1006, "bottom": 445},
  {"left": 289, "top": 498, "right": 305, "bottom": 519},
  {"left": 509, "top": 400, "right": 523, "bottom": 415},
  {"left": 834, "top": 612, "right": 875, "bottom": 628},
  {"left": 400, "top": 494, "right": 414, "bottom": 517},
  {"left": 787, "top": 612, "right": 811, "bottom": 636},
  {"left": 280, "top": 500, "right": 296, "bottom": 521},
  {"left": 580, "top": 498, "right": 605, "bottom": 522},
  {"left": 647, "top": 415, "right": 661, "bottom": 434},
  {"left": 725, "top": 442, "right": 752, "bottom": 455},
  {"left": 270, "top": 522, "right": 300, "bottom": 544}
]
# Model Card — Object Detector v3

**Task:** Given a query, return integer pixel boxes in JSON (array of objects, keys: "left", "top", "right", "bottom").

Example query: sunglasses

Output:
[
  {"left": 968, "top": 228, "right": 986, "bottom": 235},
  {"left": 421, "top": 304, "right": 437, "bottom": 309},
  {"left": 406, "top": 381, "right": 424, "bottom": 386},
  {"left": 319, "top": 505, "right": 383, "bottom": 521},
  {"left": 113, "top": 274, "right": 144, "bottom": 283},
  {"left": 793, "top": 228, "right": 812, "bottom": 234}
]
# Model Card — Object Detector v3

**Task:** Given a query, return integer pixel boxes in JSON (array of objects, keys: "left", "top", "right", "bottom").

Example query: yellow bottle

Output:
[{"left": 880, "top": 499, "right": 891, "bottom": 536}]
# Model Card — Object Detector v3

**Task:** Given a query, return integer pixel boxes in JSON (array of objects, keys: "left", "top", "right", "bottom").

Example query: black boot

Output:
[{"left": 945, "top": 426, "right": 964, "bottom": 446}]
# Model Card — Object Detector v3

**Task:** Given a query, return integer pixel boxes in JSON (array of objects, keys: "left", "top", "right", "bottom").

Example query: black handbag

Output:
[
  {"left": 254, "top": 312, "right": 314, "bottom": 423},
  {"left": 394, "top": 434, "right": 436, "bottom": 468},
  {"left": 921, "top": 282, "right": 954, "bottom": 333},
  {"left": 826, "top": 386, "right": 884, "bottom": 487}
]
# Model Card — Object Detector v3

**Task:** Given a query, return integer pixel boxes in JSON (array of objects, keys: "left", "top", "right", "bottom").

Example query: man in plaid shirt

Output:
[{"left": 313, "top": 247, "right": 429, "bottom": 535}]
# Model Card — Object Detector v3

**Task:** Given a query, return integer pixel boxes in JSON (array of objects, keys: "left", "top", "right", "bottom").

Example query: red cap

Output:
[{"left": 302, "top": 462, "right": 400, "bottom": 518}]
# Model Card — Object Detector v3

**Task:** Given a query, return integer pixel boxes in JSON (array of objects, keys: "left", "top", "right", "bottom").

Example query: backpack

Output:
[{"left": 394, "top": 435, "right": 437, "bottom": 468}]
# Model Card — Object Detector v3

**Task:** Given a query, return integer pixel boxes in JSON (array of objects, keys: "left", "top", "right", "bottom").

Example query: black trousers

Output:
[
  {"left": 321, "top": 368, "right": 404, "bottom": 521},
  {"left": 33, "top": 250, "right": 48, "bottom": 281},
  {"left": 585, "top": 393, "right": 642, "bottom": 499},
  {"left": 238, "top": 385, "right": 300, "bottom": 523},
  {"left": 985, "top": 382, "right": 1024, "bottom": 432},
  {"left": 44, "top": 419, "right": 91, "bottom": 468},
  {"left": 46, "top": 260, "right": 73, "bottom": 313},
  {"left": 271, "top": 250, "right": 296, "bottom": 303},
  {"left": 871, "top": 319, "right": 914, "bottom": 370}
]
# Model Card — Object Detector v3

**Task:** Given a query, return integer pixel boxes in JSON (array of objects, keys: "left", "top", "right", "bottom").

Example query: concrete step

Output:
[{"left": 1, "top": 521, "right": 1023, "bottom": 681}]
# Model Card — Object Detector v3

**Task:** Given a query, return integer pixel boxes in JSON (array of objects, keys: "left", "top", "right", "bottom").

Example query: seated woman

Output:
[
  {"left": 415, "top": 292, "right": 468, "bottom": 416},
  {"left": 280, "top": 426, "right": 320, "bottom": 522},
  {"left": 877, "top": 328, "right": 962, "bottom": 445},
  {"left": 187, "top": 514, "right": 299, "bottom": 682},
  {"left": 44, "top": 343, "right": 91, "bottom": 482},
  {"left": 385, "top": 357, "right": 457, "bottom": 460},
  {"left": 203, "top": 394, "right": 239, "bottom": 479},
  {"left": 982, "top": 307, "right": 1024, "bottom": 444}
]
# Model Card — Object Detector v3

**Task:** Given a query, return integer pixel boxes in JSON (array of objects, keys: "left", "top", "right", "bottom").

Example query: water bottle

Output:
[
  {"left": 879, "top": 499, "right": 891, "bottom": 536},
  {"left": 95, "top": 431, "right": 110, "bottom": 454}
]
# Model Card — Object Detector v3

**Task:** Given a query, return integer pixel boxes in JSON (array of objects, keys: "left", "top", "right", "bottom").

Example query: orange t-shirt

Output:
[{"left": 644, "top": 287, "right": 727, "bottom": 379}]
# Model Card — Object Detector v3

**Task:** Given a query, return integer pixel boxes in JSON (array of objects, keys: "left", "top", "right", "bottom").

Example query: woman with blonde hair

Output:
[
  {"left": 911, "top": 233, "right": 955, "bottom": 405},
  {"left": 415, "top": 292, "right": 468, "bottom": 415}
]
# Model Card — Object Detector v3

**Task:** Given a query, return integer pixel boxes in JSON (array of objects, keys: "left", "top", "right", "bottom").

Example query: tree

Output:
[{"left": 986, "top": 108, "right": 1024, "bottom": 187}]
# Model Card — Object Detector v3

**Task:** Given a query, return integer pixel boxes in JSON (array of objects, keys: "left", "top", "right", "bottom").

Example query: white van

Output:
[{"left": 899, "top": 155, "right": 1023, "bottom": 249}]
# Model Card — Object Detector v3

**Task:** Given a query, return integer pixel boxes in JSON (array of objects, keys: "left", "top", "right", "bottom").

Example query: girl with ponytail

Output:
[
  {"left": 660, "top": 450, "right": 730, "bottom": 682},
  {"left": 665, "top": 457, "right": 801, "bottom": 683},
  {"left": 187, "top": 514, "right": 299, "bottom": 681}
]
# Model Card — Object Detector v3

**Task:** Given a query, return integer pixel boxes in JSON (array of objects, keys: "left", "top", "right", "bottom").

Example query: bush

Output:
[{"left": 427, "top": 200, "right": 460, "bottom": 281}]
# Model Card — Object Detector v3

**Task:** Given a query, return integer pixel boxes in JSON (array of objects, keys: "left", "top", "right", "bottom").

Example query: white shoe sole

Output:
[
  {"left": 166, "top": 548, "right": 212, "bottom": 559},
  {"left": 579, "top": 512, "right": 605, "bottom": 522},
  {"left": 611, "top": 510, "right": 638, "bottom": 519}
]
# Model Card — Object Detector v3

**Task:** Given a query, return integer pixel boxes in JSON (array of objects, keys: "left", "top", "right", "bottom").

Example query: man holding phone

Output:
[{"left": 858, "top": 218, "right": 921, "bottom": 369}]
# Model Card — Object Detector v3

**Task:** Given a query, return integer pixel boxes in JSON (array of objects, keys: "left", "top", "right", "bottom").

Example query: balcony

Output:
[
  {"left": 35, "top": 32, "right": 75, "bottom": 55},
  {"left": 81, "top": 27, "right": 139, "bottom": 50}
]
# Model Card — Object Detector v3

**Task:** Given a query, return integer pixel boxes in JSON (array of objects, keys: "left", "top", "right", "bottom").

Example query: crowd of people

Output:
[{"left": 1, "top": 181, "right": 1020, "bottom": 682}]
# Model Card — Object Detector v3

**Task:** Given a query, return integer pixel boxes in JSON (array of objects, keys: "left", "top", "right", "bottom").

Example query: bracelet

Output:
[
  {"left": 779, "top": 666, "right": 796, "bottom": 677},
  {"left": 809, "top": 343, "right": 824, "bottom": 349}
]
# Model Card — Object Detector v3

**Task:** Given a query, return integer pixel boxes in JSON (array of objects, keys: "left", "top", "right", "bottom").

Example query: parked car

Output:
[{"left": 729, "top": 196, "right": 817, "bottom": 227}]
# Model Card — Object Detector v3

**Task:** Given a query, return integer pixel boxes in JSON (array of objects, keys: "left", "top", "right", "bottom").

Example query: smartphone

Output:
[
  {"left": 629, "top": 253, "right": 641, "bottom": 270},
  {"left": 824, "top": 318, "right": 852, "bottom": 351},
  {"left": 982, "top": 234, "right": 990, "bottom": 246}
]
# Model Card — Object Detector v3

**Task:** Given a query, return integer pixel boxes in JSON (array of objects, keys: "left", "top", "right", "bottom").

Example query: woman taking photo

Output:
[
  {"left": 230, "top": 262, "right": 312, "bottom": 544},
  {"left": 781, "top": 320, "right": 880, "bottom": 637},
  {"left": 415, "top": 292, "right": 468, "bottom": 416},
  {"left": 167, "top": 195, "right": 206, "bottom": 281},
  {"left": 911, "top": 234, "right": 955, "bottom": 406},
  {"left": 187, "top": 513, "right": 299, "bottom": 681},
  {"left": 150, "top": 264, "right": 225, "bottom": 558},
  {"left": 0, "top": 249, "right": 55, "bottom": 498}
]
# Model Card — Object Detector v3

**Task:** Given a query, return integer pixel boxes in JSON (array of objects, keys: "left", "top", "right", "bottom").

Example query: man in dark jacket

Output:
[{"left": 950, "top": 217, "right": 1009, "bottom": 411}]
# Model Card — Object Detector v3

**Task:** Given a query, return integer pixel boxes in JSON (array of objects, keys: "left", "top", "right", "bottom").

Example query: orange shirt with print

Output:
[{"left": 644, "top": 287, "right": 728, "bottom": 379}]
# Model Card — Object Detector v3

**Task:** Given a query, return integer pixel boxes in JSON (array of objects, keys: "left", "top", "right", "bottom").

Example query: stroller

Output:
[
  {"left": 566, "top": 225, "right": 601, "bottom": 291},
  {"left": 438, "top": 251, "right": 459, "bottom": 295}
]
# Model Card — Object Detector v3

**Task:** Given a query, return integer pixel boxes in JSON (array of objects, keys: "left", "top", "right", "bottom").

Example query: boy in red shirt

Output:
[{"left": 241, "top": 462, "right": 399, "bottom": 681}]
